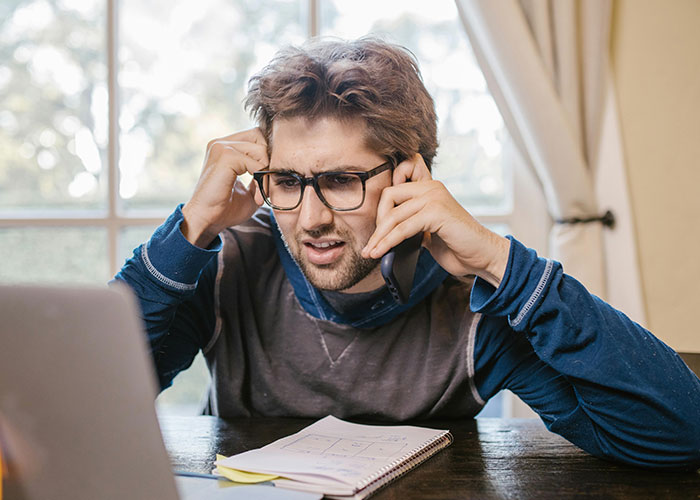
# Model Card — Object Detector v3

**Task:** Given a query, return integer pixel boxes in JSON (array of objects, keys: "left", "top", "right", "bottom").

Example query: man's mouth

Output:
[
  {"left": 303, "top": 239, "right": 346, "bottom": 265},
  {"left": 307, "top": 241, "right": 343, "bottom": 249}
]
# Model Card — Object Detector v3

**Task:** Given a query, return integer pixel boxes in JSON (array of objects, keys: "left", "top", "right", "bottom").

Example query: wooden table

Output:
[{"left": 161, "top": 416, "right": 700, "bottom": 499}]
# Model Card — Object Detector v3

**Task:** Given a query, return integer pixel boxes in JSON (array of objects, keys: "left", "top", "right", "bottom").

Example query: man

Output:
[{"left": 115, "top": 38, "right": 700, "bottom": 469}]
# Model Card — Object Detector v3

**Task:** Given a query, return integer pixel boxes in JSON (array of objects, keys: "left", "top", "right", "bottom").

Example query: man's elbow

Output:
[
  {"left": 593, "top": 425, "right": 700, "bottom": 470},
  {"left": 550, "top": 407, "right": 700, "bottom": 470}
]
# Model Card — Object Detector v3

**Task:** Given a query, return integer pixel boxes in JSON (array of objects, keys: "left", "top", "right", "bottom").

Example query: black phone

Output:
[{"left": 380, "top": 232, "right": 423, "bottom": 305}]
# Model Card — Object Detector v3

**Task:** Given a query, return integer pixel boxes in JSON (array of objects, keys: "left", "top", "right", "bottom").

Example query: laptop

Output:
[{"left": 0, "top": 284, "right": 319, "bottom": 500}]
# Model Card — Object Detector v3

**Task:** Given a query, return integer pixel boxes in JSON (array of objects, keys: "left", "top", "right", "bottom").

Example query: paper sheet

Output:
[{"left": 215, "top": 416, "right": 449, "bottom": 494}]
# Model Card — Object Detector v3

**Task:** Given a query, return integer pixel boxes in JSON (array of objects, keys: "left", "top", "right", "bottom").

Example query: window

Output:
[{"left": 1, "top": 0, "right": 539, "bottom": 417}]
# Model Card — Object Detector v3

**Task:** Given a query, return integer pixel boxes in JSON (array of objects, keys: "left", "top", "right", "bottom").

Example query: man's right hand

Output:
[{"left": 181, "top": 128, "right": 268, "bottom": 248}]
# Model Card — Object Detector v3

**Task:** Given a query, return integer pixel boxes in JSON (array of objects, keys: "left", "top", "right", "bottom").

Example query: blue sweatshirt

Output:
[{"left": 115, "top": 206, "right": 700, "bottom": 469}]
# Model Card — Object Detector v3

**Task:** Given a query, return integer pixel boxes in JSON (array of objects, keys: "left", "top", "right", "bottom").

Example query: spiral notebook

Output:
[{"left": 214, "top": 416, "right": 452, "bottom": 499}]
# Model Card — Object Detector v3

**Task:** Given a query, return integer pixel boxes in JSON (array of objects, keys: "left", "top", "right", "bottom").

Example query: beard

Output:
[{"left": 279, "top": 222, "right": 379, "bottom": 291}]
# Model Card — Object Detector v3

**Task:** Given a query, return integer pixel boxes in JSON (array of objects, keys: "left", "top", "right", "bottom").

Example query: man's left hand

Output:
[{"left": 361, "top": 154, "right": 511, "bottom": 288}]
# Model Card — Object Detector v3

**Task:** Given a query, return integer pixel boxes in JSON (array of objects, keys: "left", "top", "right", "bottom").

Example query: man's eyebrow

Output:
[
  {"left": 269, "top": 165, "right": 366, "bottom": 175},
  {"left": 268, "top": 167, "right": 300, "bottom": 174},
  {"left": 320, "top": 165, "right": 366, "bottom": 173}
]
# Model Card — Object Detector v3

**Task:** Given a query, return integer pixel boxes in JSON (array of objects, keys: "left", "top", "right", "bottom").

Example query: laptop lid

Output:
[{"left": 0, "top": 283, "right": 180, "bottom": 500}]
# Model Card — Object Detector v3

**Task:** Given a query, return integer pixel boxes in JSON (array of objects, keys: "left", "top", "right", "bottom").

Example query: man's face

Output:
[{"left": 269, "top": 116, "right": 392, "bottom": 293}]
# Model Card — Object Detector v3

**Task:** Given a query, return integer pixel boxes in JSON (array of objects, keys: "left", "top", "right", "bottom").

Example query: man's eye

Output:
[
  {"left": 273, "top": 175, "right": 300, "bottom": 189},
  {"left": 327, "top": 174, "right": 360, "bottom": 187}
]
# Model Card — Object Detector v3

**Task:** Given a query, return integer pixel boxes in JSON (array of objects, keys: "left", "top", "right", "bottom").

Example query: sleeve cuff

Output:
[
  {"left": 140, "top": 204, "right": 222, "bottom": 292},
  {"left": 470, "top": 236, "right": 557, "bottom": 330}
]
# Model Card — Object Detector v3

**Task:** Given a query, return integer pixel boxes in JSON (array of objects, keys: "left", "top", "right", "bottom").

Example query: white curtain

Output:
[{"left": 455, "top": 0, "right": 612, "bottom": 298}]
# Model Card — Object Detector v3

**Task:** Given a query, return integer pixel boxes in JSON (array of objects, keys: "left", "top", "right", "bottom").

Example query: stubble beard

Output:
[{"left": 280, "top": 224, "right": 380, "bottom": 291}]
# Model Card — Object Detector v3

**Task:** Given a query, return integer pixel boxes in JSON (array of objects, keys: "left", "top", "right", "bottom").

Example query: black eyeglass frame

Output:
[{"left": 253, "top": 160, "right": 394, "bottom": 211}]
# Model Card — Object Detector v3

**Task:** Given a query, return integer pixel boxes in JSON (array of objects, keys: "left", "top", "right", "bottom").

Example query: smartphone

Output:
[{"left": 380, "top": 232, "right": 424, "bottom": 305}]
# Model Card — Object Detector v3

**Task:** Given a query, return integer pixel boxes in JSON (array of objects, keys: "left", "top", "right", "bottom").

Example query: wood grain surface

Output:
[{"left": 162, "top": 416, "right": 700, "bottom": 499}]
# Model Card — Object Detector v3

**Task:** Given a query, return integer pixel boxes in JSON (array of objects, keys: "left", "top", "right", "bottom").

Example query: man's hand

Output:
[
  {"left": 361, "top": 154, "right": 511, "bottom": 288},
  {"left": 181, "top": 128, "right": 268, "bottom": 248}
]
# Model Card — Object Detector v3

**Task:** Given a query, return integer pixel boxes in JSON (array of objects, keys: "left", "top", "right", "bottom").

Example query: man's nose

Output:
[{"left": 298, "top": 185, "right": 333, "bottom": 231}]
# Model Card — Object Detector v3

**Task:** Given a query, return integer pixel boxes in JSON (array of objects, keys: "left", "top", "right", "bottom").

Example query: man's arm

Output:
[
  {"left": 363, "top": 155, "right": 700, "bottom": 468},
  {"left": 471, "top": 237, "right": 700, "bottom": 469},
  {"left": 112, "top": 205, "right": 220, "bottom": 390},
  {"left": 112, "top": 128, "right": 268, "bottom": 389},
  {"left": 180, "top": 128, "right": 268, "bottom": 248}
]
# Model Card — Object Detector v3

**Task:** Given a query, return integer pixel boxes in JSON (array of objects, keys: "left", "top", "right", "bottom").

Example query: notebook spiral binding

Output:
[{"left": 353, "top": 431, "right": 454, "bottom": 498}]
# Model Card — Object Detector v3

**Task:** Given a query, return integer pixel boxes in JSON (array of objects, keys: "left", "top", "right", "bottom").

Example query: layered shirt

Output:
[{"left": 115, "top": 205, "right": 700, "bottom": 469}]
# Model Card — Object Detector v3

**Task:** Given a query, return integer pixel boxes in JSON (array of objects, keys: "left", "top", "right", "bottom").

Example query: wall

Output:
[{"left": 610, "top": 0, "right": 700, "bottom": 352}]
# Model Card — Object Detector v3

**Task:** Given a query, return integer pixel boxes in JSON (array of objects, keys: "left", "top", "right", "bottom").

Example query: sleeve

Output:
[
  {"left": 471, "top": 236, "right": 700, "bottom": 469},
  {"left": 111, "top": 204, "right": 221, "bottom": 391}
]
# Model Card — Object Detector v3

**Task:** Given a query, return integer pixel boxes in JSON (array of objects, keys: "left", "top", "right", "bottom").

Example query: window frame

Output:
[
  {"left": 1, "top": 0, "right": 546, "bottom": 419},
  {"left": 0, "top": 0, "right": 518, "bottom": 278}
]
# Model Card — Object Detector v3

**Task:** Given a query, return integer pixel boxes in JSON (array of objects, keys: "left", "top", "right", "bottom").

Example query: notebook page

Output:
[{"left": 215, "top": 416, "right": 449, "bottom": 492}]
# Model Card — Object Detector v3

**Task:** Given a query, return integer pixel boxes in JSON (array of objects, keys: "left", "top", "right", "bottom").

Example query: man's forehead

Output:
[
  {"left": 271, "top": 114, "right": 366, "bottom": 133},
  {"left": 270, "top": 116, "right": 367, "bottom": 146},
  {"left": 269, "top": 116, "right": 382, "bottom": 173}
]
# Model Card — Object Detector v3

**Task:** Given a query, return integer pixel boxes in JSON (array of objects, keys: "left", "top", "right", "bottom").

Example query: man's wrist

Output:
[
  {"left": 477, "top": 234, "right": 510, "bottom": 288},
  {"left": 139, "top": 205, "right": 222, "bottom": 292},
  {"left": 181, "top": 204, "right": 218, "bottom": 249}
]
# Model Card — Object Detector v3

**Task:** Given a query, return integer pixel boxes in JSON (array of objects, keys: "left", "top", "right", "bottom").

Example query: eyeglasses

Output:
[{"left": 253, "top": 160, "right": 393, "bottom": 211}]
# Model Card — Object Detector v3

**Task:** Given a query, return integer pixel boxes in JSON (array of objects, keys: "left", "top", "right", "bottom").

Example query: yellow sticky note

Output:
[{"left": 214, "top": 454, "right": 279, "bottom": 484}]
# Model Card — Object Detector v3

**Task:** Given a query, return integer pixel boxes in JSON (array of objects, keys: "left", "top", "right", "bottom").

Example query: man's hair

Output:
[{"left": 244, "top": 37, "right": 438, "bottom": 169}]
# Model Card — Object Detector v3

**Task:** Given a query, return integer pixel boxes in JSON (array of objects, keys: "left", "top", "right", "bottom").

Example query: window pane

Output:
[
  {"left": 0, "top": 227, "right": 108, "bottom": 284},
  {"left": 0, "top": 0, "right": 107, "bottom": 211},
  {"left": 320, "top": 0, "right": 511, "bottom": 213},
  {"left": 118, "top": 224, "right": 157, "bottom": 268},
  {"left": 476, "top": 390, "right": 504, "bottom": 418},
  {"left": 156, "top": 353, "right": 211, "bottom": 416},
  {"left": 119, "top": 0, "right": 306, "bottom": 211}
]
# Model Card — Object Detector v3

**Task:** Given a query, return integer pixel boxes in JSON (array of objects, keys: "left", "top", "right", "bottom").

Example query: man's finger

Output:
[
  {"left": 367, "top": 211, "right": 430, "bottom": 260},
  {"left": 213, "top": 127, "right": 267, "bottom": 146},
  {"left": 215, "top": 146, "right": 268, "bottom": 177},
  {"left": 392, "top": 153, "right": 432, "bottom": 185},
  {"left": 376, "top": 181, "right": 439, "bottom": 218},
  {"left": 364, "top": 197, "right": 426, "bottom": 258},
  {"left": 215, "top": 141, "right": 269, "bottom": 166}
]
